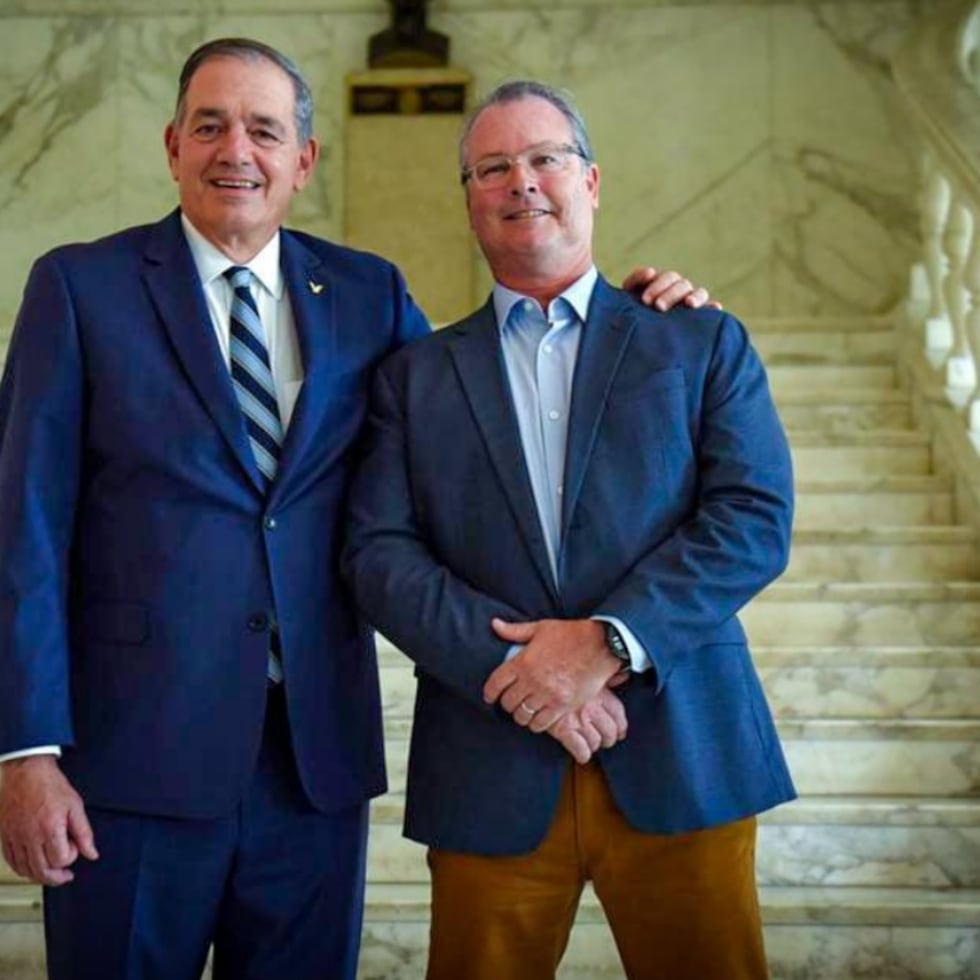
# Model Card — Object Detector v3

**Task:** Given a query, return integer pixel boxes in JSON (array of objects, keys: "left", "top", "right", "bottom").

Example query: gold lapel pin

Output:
[{"left": 308, "top": 280, "right": 325, "bottom": 295}]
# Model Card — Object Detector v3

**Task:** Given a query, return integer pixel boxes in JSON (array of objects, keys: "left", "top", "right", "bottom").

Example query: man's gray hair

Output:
[
  {"left": 458, "top": 80, "right": 594, "bottom": 170},
  {"left": 174, "top": 37, "right": 315, "bottom": 144}
]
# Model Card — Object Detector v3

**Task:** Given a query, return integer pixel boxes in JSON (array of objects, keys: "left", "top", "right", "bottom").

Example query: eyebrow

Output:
[{"left": 188, "top": 107, "right": 288, "bottom": 134}]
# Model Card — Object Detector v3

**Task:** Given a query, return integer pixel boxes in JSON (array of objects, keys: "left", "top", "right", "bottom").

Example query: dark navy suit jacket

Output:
[
  {"left": 344, "top": 277, "right": 796, "bottom": 855},
  {"left": 0, "top": 209, "right": 429, "bottom": 819}
]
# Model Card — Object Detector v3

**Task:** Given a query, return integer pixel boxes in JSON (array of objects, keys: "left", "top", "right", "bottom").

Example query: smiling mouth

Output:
[
  {"left": 505, "top": 209, "right": 551, "bottom": 220},
  {"left": 211, "top": 178, "right": 262, "bottom": 190}
]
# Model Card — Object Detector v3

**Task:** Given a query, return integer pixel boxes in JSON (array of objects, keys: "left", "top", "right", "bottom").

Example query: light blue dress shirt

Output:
[{"left": 494, "top": 268, "right": 650, "bottom": 674}]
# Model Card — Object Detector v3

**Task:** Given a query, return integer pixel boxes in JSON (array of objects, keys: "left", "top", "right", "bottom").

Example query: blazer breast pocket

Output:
[
  {"left": 608, "top": 365, "right": 686, "bottom": 405},
  {"left": 602, "top": 366, "right": 691, "bottom": 458}
]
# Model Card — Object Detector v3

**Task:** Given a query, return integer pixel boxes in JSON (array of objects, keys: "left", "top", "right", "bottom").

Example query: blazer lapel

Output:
[
  {"left": 448, "top": 304, "right": 558, "bottom": 600},
  {"left": 268, "top": 231, "right": 335, "bottom": 503},
  {"left": 561, "top": 278, "right": 637, "bottom": 545},
  {"left": 141, "top": 211, "right": 263, "bottom": 492}
]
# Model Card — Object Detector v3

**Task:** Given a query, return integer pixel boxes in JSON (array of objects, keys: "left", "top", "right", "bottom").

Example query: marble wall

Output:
[{"left": 0, "top": 0, "right": 942, "bottom": 340}]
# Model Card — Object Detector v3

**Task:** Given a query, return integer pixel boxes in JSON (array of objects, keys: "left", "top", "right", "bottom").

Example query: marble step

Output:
[
  {"left": 784, "top": 526, "right": 978, "bottom": 581},
  {"left": 751, "top": 316, "right": 898, "bottom": 364},
  {"left": 793, "top": 476, "right": 953, "bottom": 527},
  {"left": 756, "top": 645, "right": 980, "bottom": 719},
  {"left": 742, "top": 582, "right": 980, "bottom": 647},
  {"left": 362, "top": 796, "right": 980, "bottom": 891},
  {"left": 2, "top": 883, "right": 977, "bottom": 980},
  {"left": 769, "top": 364, "right": 896, "bottom": 391},
  {"left": 357, "top": 883, "right": 980, "bottom": 980},
  {"left": 788, "top": 430, "right": 931, "bottom": 479},
  {"left": 379, "top": 719, "right": 980, "bottom": 797},
  {"left": 774, "top": 388, "right": 912, "bottom": 432},
  {"left": 377, "top": 644, "right": 980, "bottom": 720},
  {"left": 362, "top": 793, "right": 980, "bottom": 889}
]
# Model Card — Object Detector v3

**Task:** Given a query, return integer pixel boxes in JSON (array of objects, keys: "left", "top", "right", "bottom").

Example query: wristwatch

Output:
[{"left": 603, "top": 622, "right": 631, "bottom": 671}]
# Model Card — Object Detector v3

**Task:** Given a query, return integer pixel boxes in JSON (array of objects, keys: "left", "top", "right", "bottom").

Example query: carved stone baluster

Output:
[
  {"left": 962, "top": 203, "right": 980, "bottom": 438},
  {"left": 907, "top": 150, "right": 935, "bottom": 328},
  {"left": 922, "top": 160, "right": 952, "bottom": 362},
  {"left": 942, "top": 195, "right": 976, "bottom": 400}
]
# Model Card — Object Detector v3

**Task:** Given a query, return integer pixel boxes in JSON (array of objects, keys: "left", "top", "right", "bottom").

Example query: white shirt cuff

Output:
[
  {"left": 592, "top": 615, "right": 652, "bottom": 673},
  {"left": 0, "top": 746, "right": 62, "bottom": 764}
]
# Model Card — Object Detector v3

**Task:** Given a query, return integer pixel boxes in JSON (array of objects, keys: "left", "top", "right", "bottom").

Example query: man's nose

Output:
[
  {"left": 507, "top": 158, "right": 539, "bottom": 195},
  {"left": 216, "top": 125, "right": 252, "bottom": 163}
]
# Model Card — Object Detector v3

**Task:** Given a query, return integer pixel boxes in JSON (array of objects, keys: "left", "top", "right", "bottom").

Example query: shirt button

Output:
[
  {"left": 248, "top": 612, "right": 269, "bottom": 632},
  {"left": 548, "top": 410, "right": 560, "bottom": 421},
  {"left": 264, "top": 516, "right": 277, "bottom": 530},
  {"left": 557, "top": 485, "right": 564, "bottom": 495},
  {"left": 523, "top": 300, "right": 535, "bottom": 312},
  {"left": 544, "top": 345, "right": 553, "bottom": 354}
]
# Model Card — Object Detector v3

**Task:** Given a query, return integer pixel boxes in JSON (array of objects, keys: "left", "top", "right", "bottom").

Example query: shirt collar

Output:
[
  {"left": 180, "top": 214, "right": 284, "bottom": 300},
  {"left": 493, "top": 265, "right": 598, "bottom": 333}
]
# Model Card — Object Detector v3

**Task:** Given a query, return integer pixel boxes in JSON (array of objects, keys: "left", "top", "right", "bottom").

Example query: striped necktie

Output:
[
  {"left": 224, "top": 266, "right": 283, "bottom": 491},
  {"left": 224, "top": 266, "right": 284, "bottom": 684}
]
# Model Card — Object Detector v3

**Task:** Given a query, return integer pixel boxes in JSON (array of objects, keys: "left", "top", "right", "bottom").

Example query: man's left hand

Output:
[
  {"left": 483, "top": 617, "right": 621, "bottom": 732},
  {"left": 622, "top": 266, "right": 721, "bottom": 312}
]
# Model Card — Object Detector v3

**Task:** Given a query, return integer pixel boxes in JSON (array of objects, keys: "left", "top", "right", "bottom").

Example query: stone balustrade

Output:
[{"left": 895, "top": 0, "right": 980, "bottom": 448}]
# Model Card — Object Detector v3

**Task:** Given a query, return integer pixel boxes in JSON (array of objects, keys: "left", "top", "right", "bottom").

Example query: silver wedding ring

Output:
[{"left": 518, "top": 701, "right": 537, "bottom": 716}]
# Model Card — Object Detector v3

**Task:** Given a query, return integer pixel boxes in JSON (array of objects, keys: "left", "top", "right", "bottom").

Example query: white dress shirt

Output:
[{"left": 494, "top": 268, "right": 650, "bottom": 674}]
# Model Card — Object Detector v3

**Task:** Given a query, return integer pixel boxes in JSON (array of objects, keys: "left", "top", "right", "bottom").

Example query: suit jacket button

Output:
[
  {"left": 248, "top": 613, "right": 269, "bottom": 632},
  {"left": 264, "top": 516, "right": 277, "bottom": 530}
]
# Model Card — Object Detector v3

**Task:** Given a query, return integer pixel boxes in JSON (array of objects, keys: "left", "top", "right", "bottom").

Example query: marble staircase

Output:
[{"left": 2, "top": 315, "right": 980, "bottom": 978}]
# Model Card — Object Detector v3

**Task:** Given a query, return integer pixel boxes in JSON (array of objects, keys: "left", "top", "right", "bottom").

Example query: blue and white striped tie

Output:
[
  {"left": 225, "top": 266, "right": 284, "bottom": 684},
  {"left": 225, "top": 266, "right": 283, "bottom": 491}
]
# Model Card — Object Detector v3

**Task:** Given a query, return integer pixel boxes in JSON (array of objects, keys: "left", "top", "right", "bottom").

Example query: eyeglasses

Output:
[{"left": 461, "top": 142, "right": 588, "bottom": 188}]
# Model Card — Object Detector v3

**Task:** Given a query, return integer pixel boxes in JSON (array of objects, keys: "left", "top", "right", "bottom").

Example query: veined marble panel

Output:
[
  {"left": 442, "top": 5, "right": 772, "bottom": 313},
  {"left": 0, "top": 18, "right": 120, "bottom": 343},
  {"left": 772, "top": 2, "right": 924, "bottom": 315},
  {"left": 115, "top": 18, "right": 211, "bottom": 233}
]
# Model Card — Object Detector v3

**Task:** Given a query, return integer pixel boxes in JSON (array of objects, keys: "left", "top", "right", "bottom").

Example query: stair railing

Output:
[{"left": 895, "top": 0, "right": 980, "bottom": 447}]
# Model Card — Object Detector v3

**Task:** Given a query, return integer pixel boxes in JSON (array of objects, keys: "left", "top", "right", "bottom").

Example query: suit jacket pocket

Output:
[
  {"left": 80, "top": 601, "right": 150, "bottom": 646},
  {"left": 608, "top": 365, "right": 685, "bottom": 404}
]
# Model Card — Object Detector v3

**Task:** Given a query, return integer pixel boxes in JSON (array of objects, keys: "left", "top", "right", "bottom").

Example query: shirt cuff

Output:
[
  {"left": 592, "top": 615, "right": 652, "bottom": 673},
  {"left": 503, "top": 643, "right": 524, "bottom": 662},
  {"left": 0, "top": 746, "right": 62, "bottom": 764}
]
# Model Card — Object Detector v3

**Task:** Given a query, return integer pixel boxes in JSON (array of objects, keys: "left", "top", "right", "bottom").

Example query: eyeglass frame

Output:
[{"left": 460, "top": 141, "right": 590, "bottom": 188}]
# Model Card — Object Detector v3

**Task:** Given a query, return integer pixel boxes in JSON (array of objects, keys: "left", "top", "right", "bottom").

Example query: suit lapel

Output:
[
  {"left": 561, "top": 278, "right": 637, "bottom": 546},
  {"left": 448, "top": 304, "right": 558, "bottom": 600},
  {"left": 142, "top": 211, "right": 263, "bottom": 492},
  {"left": 268, "top": 231, "right": 335, "bottom": 502}
]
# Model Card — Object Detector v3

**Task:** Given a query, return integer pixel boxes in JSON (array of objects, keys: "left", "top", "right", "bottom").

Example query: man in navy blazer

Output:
[
  {"left": 0, "top": 37, "right": 433, "bottom": 980},
  {"left": 344, "top": 81, "right": 796, "bottom": 979},
  {"left": 0, "top": 41, "right": 707, "bottom": 979}
]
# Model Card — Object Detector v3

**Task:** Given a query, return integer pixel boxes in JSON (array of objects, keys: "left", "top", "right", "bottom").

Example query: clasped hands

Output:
[{"left": 483, "top": 617, "right": 628, "bottom": 764}]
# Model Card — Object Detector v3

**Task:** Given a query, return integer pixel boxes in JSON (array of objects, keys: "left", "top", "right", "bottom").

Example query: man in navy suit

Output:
[
  {"left": 344, "top": 80, "right": 796, "bottom": 980},
  {"left": 0, "top": 41, "right": 708, "bottom": 980}
]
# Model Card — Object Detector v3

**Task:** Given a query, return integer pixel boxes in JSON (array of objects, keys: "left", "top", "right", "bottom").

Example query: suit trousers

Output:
[
  {"left": 426, "top": 761, "right": 768, "bottom": 980},
  {"left": 44, "top": 686, "right": 369, "bottom": 980}
]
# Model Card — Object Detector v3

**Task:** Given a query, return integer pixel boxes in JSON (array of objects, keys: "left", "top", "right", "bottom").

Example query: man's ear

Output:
[
  {"left": 293, "top": 137, "right": 321, "bottom": 191},
  {"left": 164, "top": 122, "right": 179, "bottom": 182},
  {"left": 587, "top": 162, "right": 600, "bottom": 209}
]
